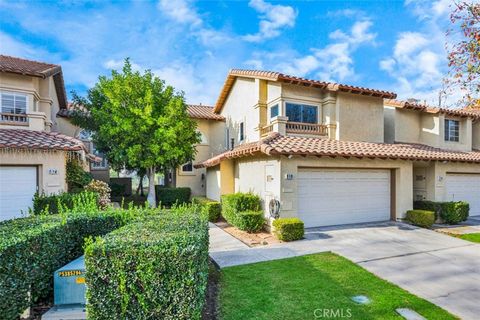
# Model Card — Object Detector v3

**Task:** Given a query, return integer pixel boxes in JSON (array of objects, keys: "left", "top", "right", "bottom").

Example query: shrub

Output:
[
  {"left": 273, "top": 218, "right": 304, "bottom": 241},
  {"left": 221, "top": 193, "right": 261, "bottom": 230},
  {"left": 236, "top": 210, "right": 264, "bottom": 232},
  {"left": 0, "top": 211, "right": 126, "bottom": 319},
  {"left": 85, "top": 206, "right": 209, "bottom": 320},
  {"left": 192, "top": 197, "right": 221, "bottom": 222},
  {"left": 85, "top": 179, "right": 111, "bottom": 209},
  {"left": 155, "top": 186, "right": 191, "bottom": 207},
  {"left": 406, "top": 210, "right": 435, "bottom": 228},
  {"left": 414, "top": 200, "right": 469, "bottom": 224},
  {"left": 32, "top": 191, "right": 99, "bottom": 215},
  {"left": 66, "top": 159, "right": 92, "bottom": 193}
]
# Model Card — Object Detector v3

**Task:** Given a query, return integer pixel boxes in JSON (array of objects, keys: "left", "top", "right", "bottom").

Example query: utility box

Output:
[{"left": 54, "top": 255, "right": 86, "bottom": 306}]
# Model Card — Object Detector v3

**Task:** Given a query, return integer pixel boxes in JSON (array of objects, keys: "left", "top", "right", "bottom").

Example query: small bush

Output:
[
  {"left": 414, "top": 200, "right": 469, "bottom": 224},
  {"left": 273, "top": 218, "right": 304, "bottom": 241},
  {"left": 192, "top": 197, "right": 221, "bottom": 222},
  {"left": 85, "top": 179, "right": 111, "bottom": 209},
  {"left": 221, "top": 193, "right": 261, "bottom": 229},
  {"left": 236, "top": 210, "right": 264, "bottom": 232},
  {"left": 406, "top": 210, "right": 435, "bottom": 228},
  {"left": 32, "top": 191, "right": 98, "bottom": 215},
  {"left": 85, "top": 206, "right": 209, "bottom": 320},
  {"left": 155, "top": 186, "right": 191, "bottom": 207},
  {"left": 66, "top": 159, "right": 92, "bottom": 193}
]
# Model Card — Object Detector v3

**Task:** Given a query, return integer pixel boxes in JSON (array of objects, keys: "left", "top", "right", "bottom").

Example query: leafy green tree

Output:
[{"left": 72, "top": 59, "right": 200, "bottom": 206}]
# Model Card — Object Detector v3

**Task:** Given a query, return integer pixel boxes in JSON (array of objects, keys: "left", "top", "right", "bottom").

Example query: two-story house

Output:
[
  {"left": 0, "top": 55, "right": 98, "bottom": 221},
  {"left": 187, "top": 69, "right": 480, "bottom": 228}
]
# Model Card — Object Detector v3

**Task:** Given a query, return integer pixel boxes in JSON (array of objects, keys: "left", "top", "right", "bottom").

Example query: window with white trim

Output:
[
  {"left": 444, "top": 119, "right": 459, "bottom": 142},
  {"left": 285, "top": 103, "right": 317, "bottom": 124},
  {"left": 270, "top": 104, "right": 279, "bottom": 119},
  {"left": 91, "top": 144, "right": 108, "bottom": 169},
  {"left": 181, "top": 161, "right": 193, "bottom": 173},
  {"left": 239, "top": 122, "right": 245, "bottom": 142},
  {"left": 1, "top": 91, "right": 28, "bottom": 122}
]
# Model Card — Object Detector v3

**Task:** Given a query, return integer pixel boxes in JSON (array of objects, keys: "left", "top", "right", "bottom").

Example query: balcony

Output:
[
  {"left": 0, "top": 113, "right": 28, "bottom": 125},
  {"left": 286, "top": 122, "right": 328, "bottom": 136}
]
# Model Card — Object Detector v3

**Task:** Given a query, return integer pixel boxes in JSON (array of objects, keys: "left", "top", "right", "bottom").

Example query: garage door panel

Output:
[
  {"left": 298, "top": 169, "right": 390, "bottom": 228},
  {"left": 0, "top": 167, "right": 37, "bottom": 221},
  {"left": 446, "top": 174, "right": 480, "bottom": 216}
]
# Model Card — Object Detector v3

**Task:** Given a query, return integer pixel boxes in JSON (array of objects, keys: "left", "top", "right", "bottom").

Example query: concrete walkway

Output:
[
  {"left": 434, "top": 216, "right": 480, "bottom": 235},
  {"left": 209, "top": 221, "right": 480, "bottom": 320}
]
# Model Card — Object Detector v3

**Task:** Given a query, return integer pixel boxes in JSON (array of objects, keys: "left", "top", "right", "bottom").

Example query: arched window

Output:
[
  {"left": 198, "top": 131, "right": 208, "bottom": 144},
  {"left": 77, "top": 129, "right": 92, "bottom": 141}
]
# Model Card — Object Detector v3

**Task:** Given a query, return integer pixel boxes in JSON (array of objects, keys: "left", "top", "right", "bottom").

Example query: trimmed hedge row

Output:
[
  {"left": 85, "top": 206, "right": 209, "bottom": 320},
  {"left": 192, "top": 196, "right": 221, "bottom": 222},
  {"left": 155, "top": 186, "right": 191, "bottom": 207},
  {"left": 221, "top": 193, "right": 264, "bottom": 232},
  {"left": 32, "top": 191, "right": 99, "bottom": 215},
  {"left": 406, "top": 210, "right": 435, "bottom": 228},
  {"left": 414, "top": 200, "right": 469, "bottom": 224},
  {"left": 0, "top": 211, "right": 125, "bottom": 319},
  {"left": 273, "top": 218, "right": 305, "bottom": 241}
]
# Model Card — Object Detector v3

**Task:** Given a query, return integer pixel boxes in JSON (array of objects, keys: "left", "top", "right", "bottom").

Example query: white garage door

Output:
[
  {"left": 0, "top": 166, "right": 37, "bottom": 221},
  {"left": 446, "top": 174, "right": 480, "bottom": 216},
  {"left": 298, "top": 169, "right": 391, "bottom": 228}
]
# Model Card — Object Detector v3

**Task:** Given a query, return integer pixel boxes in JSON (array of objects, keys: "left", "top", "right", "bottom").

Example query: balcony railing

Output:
[
  {"left": 286, "top": 121, "right": 328, "bottom": 136},
  {"left": 260, "top": 124, "right": 273, "bottom": 137},
  {"left": 0, "top": 113, "right": 28, "bottom": 124}
]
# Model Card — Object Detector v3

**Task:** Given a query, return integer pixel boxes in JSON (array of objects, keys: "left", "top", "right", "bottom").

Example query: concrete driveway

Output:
[{"left": 209, "top": 222, "right": 480, "bottom": 319}]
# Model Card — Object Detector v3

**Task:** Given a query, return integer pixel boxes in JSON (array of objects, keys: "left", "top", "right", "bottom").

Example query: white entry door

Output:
[
  {"left": 298, "top": 169, "right": 391, "bottom": 228},
  {"left": 0, "top": 166, "right": 37, "bottom": 221},
  {"left": 446, "top": 174, "right": 480, "bottom": 216}
]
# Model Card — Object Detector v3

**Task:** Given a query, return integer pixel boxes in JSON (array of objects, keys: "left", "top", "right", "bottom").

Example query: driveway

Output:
[{"left": 209, "top": 222, "right": 480, "bottom": 319}]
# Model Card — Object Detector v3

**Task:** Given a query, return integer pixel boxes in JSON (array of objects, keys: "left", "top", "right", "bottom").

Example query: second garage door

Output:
[
  {"left": 0, "top": 166, "right": 37, "bottom": 221},
  {"left": 446, "top": 174, "right": 480, "bottom": 217},
  {"left": 298, "top": 169, "right": 391, "bottom": 228}
]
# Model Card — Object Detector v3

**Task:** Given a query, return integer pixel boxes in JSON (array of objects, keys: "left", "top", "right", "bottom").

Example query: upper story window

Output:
[
  {"left": 198, "top": 130, "right": 208, "bottom": 144},
  {"left": 445, "top": 119, "right": 459, "bottom": 142},
  {"left": 0, "top": 92, "right": 28, "bottom": 123},
  {"left": 78, "top": 129, "right": 93, "bottom": 141},
  {"left": 286, "top": 103, "right": 317, "bottom": 124},
  {"left": 270, "top": 104, "right": 279, "bottom": 119},
  {"left": 91, "top": 144, "right": 108, "bottom": 169},
  {"left": 181, "top": 161, "right": 193, "bottom": 173},
  {"left": 239, "top": 122, "right": 245, "bottom": 142}
]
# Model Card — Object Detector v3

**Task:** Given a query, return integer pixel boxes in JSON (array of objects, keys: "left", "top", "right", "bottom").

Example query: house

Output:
[
  {"left": 0, "top": 55, "right": 99, "bottom": 221},
  {"left": 180, "top": 69, "right": 480, "bottom": 228}
]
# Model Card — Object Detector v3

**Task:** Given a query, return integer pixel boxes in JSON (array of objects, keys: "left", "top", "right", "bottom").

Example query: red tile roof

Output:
[
  {"left": 385, "top": 99, "right": 480, "bottom": 120},
  {"left": 187, "top": 105, "right": 225, "bottom": 121},
  {"left": 0, "top": 128, "right": 100, "bottom": 161},
  {"left": 214, "top": 69, "right": 397, "bottom": 112},
  {"left": 195, "top": 133, "right": 480, "bottom": 168},
  {"left": 0, "top": 55, "right": 67, "bottom": 109}
]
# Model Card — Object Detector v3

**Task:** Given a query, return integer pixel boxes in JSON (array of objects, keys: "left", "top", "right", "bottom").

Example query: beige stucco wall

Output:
[
  {"left": 206, "top": 166, "right": 221, "bottom": 201},
  {"left": 0, "top": 150, "right": 68, "bottom": 194},
  {"left": 280, "top": 156, "right": 413, "bottom": 220},
  {"left": 56, "top": 116, "right": 82, "bottom": 137},
  {"left": 473, "top": 122, "right": 480, "bottom": 149},
  {"left": 395, "top": 109, "right": 422, "bottom": 143},
  {"left": 337, "top": 93, "right": 384, "bottom": 143},
  {"left": 221, "top": 77, "right": 259, "bottom": 144}
]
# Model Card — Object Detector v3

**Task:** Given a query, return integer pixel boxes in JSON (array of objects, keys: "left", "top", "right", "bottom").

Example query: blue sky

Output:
[{"left": 0, "top": 0, "right": 455, "bottom": 106}]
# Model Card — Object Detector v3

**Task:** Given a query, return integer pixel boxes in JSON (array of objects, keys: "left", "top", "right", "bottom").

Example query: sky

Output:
[{"left": 0, "top": 0, "right": 459, "bottom": 106}]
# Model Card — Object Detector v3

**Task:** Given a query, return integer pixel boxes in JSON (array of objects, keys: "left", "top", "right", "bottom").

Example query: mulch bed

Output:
[
  {"left": 202, "top": 260, "right": 220, "bottom": 320},
  {"left": 214, "top": 218, "right": 281, "bottom": 247}
]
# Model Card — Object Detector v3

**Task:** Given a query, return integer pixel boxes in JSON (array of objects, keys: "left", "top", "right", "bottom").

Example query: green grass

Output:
[
  {"left": 455, "top": 232, "right": 480, "bottom": 243},
  {"left": 219, "top": 252, "right": 457, "bottom": 320}
]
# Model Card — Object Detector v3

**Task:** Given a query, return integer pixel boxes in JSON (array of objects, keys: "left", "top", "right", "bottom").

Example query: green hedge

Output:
[
  {"left": 85, "top": 206, "right": 209, "bottom": 320},
  {"left": 32, "top": 191, "right": 99, "bottom": 215},
  {"left": 155, "top": 186, "right": 191, "bottom": 207},
  {"left": 221, "top": 193, "right": 262, "bottom": 232},
  {"left": 273, "top": 218, "right": 305, "bottom": 241},
  {"left": 0, "top": 211, "right": 125, "bottom": 319},
  {"left": 236, "top": 211, "right": 264, "bottom": 233},
  {"left": 414, "top": 200, "right": 469, "bottom": 224},
  {"left": 192, "top": 197, "right": 221, "bottom": 222},
  {"left": 406, "top": 210, "right": 435, "bottom": 228}
]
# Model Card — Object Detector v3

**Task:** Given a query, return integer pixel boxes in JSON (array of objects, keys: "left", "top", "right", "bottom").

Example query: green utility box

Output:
[{"left": 54, "top": 255, "right": 86, "bottom": 306}]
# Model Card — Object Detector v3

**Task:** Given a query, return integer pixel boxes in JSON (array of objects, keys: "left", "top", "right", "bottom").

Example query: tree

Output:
[
  {"left": 72, "top": 59, "right": 200, "bottom": 206},
  {"left": 445, "top": 1, "right": 480, "bottom": 107}
]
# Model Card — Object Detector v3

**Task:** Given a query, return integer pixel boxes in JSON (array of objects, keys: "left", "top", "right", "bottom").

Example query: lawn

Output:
[
  {"left": 218, "top": 252, "right": 457, "bottom": 320},
  {"left": 455, "top": 232, "right": 480, "bottom": 243}
]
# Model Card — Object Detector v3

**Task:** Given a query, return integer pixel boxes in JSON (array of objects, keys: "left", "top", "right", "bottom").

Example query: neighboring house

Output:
[
  {"left": 0, "top": 55, "right": 98, "bottom": 221},
  {"left": 184, "top": 69, "right": 480, "bottom": 228},
  {"left": 57, "top": 104, "right": 110, "bottom": 182}
]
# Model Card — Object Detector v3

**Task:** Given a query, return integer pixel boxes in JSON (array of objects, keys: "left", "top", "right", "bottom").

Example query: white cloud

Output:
[
  {"left": 243, "top": 0, "right": 297, "bottom": 42},
  {"left": 158, "top": 0, "right": 202, "bottom": 26}
]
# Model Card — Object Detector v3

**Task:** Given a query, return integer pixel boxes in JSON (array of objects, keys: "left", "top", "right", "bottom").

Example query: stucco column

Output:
[
  {"left": 322, "top": 93, "right": 337, "bottom": 140},
  {"left": 271, "top": 116, "right": 288, "bottom": 136},
  {"left": 220, "top": 159, "right": 235, "bottom": 195}
]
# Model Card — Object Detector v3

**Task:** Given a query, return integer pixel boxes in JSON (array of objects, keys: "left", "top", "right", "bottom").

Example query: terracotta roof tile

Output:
[
  {"left": 187, "top": 105, "right": 224, "bottom": 121},
  {"left": 195, "top": 133, "right": 480, "bottom": 168},
  {"left": 386, "top": 99, "right": 480, "bottom": 120},
  {"left": 214, "top": 69, "right": 397, "bottom": 112},
  {"left": 0, "top": 55, "right": 67, "bottom": 109}
]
